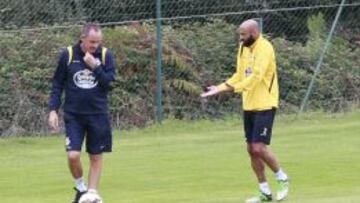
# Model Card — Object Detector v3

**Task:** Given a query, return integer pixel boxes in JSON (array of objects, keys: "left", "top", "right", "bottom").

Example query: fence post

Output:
[
  {"left": 299, "top": 0, "right": 346, "bottom": 114},
  {"left": 156, "top": 0, "right": 163, "bottom": 123},
  {"left": 254, "top": 17, "right": 263, "bottom": 32}
]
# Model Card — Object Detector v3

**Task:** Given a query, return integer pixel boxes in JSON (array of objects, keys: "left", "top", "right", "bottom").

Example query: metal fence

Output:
[{"left": 0, "top": 0, "right": 359, "bottom": 135}]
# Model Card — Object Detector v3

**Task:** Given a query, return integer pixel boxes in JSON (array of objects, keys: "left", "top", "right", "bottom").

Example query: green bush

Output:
[{"left": 0, "top": 15, "right": 358, "bottom": 136}]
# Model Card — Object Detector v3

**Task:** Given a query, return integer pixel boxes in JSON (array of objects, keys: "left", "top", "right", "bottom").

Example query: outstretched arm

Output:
[{"left": 200, "top": 83, "right": 234, "bottom": 98}]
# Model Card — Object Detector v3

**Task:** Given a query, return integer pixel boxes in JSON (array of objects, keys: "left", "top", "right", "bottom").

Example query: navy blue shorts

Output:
[
  {"left": 243, "top": 108, "right": 276, "bottom": 145},
  {"left": 64, "top": 112, "right": 112, "bottom": 154}
]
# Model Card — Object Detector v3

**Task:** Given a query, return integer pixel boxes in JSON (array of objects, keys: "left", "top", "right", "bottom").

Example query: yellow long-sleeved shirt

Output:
[{"left": 218, "top": 35, "right": 279, "bottom": 111}]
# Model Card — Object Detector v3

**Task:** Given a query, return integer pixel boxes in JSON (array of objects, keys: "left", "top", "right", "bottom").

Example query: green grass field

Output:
[{"left": 0, "top": 110, "right": 360, "bottom": 203}]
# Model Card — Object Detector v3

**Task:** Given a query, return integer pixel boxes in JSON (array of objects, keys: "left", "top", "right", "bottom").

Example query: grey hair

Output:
[{"left": 81, "top": 22, "right": 101, "bottom": 37}]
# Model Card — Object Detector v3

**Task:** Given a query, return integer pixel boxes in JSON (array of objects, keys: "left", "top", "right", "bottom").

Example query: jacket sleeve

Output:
[
  {"left": 92, "top": 50, "right": 116, "bottom": 89},
  {"left": 230, "top": 45, "right": 272, "bottom": 93},
  {"left": 48, "top": 49, "right": 68, "bottom": 111},
  {"left": 217, "top": 46, "right": 244, "bottom": 91}
]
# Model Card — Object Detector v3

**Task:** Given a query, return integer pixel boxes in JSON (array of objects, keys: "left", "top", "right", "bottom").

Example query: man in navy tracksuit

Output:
[{"left": 48, "top": 23, "right": 115, "bottom": 203}]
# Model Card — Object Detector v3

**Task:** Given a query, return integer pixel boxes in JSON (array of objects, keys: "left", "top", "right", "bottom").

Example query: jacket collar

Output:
[{"left": 249, "top": 34, "right": 263, "bottom": 50}]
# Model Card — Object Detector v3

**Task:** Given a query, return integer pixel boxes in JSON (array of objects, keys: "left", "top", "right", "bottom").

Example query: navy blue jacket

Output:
[{"left": 49, "top": 42, "right": 116, "bottom": 114}]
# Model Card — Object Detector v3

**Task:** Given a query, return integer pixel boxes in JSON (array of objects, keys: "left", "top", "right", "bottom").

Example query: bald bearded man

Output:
[{"left": 201, "top": 19, "right": 289, "bottom": 203}]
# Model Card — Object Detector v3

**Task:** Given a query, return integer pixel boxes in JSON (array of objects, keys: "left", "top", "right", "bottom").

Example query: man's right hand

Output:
[
  {"left": 48, "top": 110, "right": 59, "bottom": 132},
  {"left": 200, "top": 86, "right": 221, "bottom": 98}
]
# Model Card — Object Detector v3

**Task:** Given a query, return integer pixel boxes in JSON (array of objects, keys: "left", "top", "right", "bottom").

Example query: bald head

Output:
[
  {"left": 238, "top": 19, "right": 261, "bottom": 47},
  {"left": 240, "top": 19, "right": 260, "bottom": 34}
]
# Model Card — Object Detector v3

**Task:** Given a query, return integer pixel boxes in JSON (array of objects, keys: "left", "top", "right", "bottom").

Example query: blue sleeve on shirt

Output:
[
  {"left": 48, "top": 49, "right": 68, "bottom": 111},
  {"left": 92, "top": 50, "right": 116, "bottom": 89}
]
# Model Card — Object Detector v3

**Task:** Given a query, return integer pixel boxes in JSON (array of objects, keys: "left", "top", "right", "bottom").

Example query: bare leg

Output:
[
  {"left": 247, "top": 144, "right": 267, "bottom": 183},
  {"left": 88, "top": 154, "right": 103, "bottom": 190},
  {"left": 261, "top": 146, "right": 281, "bottom": 173},
  {"left": 248, "top": 143, "right": 281, "bottom": 181},
  {"left": 67, "top": 151, "right": 83, "bottom": 179}
]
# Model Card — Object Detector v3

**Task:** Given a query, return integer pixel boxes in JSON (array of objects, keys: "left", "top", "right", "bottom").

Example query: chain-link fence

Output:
[{"left": 0, "top": 0, "right": 359, "bottom": 136}]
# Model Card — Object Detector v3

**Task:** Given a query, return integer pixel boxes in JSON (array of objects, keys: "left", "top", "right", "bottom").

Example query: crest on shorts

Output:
[
  {"left": 65, "top": 137, "right": 71, "bottom": 149},
  {"left": 260, "top": 128, "right": 268, "bottom": 136}
]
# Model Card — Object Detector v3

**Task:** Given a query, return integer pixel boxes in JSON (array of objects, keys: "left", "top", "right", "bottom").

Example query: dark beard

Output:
[{"left": 242, "top": 35, "right": 256, "bottom": 47}]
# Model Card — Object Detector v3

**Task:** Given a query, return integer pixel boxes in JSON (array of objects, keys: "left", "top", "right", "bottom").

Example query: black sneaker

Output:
[{"left": 72, "top": 187, "right": 86, "bottom": 203}]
